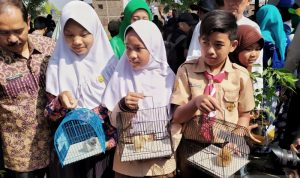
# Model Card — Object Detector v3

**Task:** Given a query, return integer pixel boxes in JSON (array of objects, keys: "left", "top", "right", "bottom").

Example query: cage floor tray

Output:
[
  {"left": 63, "top": 138, "right": 103, "bottom": 165},
  {"left": 121, "top": 138, "right": 172, "bottom": 162},
  {"left": 187, "top": 145, "right": 249, "bottom": 178}
]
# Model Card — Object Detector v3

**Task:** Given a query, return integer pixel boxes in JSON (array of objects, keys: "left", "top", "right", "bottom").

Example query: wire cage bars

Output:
[
  {"left": 180, "top": 116, "right": 251, "bottom": 178},
  {"left": 116, "top": 106, "right": 173, "bottom": 162},
  {"left": 54, "top": 108, "right": 106, "bottom": 166}
]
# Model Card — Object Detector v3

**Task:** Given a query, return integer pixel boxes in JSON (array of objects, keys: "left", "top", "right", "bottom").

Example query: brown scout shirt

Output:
[{"left": 171, "top": 58, "right": 255, "bottom": 124}]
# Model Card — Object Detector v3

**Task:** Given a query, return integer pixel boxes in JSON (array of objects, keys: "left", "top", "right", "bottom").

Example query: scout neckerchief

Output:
[{"left": 199, "top": 71, "right": 226, "bottom": 142}]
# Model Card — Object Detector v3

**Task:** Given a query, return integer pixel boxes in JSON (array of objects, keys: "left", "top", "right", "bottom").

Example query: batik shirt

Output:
[{"left": 0, "top": 34, "right": 55, "bottom": 171}]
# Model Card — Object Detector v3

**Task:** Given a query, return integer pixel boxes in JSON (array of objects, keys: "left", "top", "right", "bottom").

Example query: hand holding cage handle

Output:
[
  {"left": 58, "top": 91, "right": 78, "bottom": 109},
  {"left": 119, "top": 92, "right": 146, "bottom": 112}
]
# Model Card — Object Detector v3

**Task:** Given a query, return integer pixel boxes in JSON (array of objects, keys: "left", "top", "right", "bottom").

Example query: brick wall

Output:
[{"left": 93, "top": 0, "right": 123, "bottom": 38}]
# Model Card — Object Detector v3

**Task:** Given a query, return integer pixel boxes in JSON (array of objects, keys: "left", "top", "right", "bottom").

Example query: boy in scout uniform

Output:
[{"left": 171, "top": 10, "right": 255, "bottom": 177}]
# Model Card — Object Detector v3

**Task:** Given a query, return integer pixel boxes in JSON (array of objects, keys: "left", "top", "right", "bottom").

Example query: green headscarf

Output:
[{"left": 110, "top": 0, "right": 153, "bottom": 59}]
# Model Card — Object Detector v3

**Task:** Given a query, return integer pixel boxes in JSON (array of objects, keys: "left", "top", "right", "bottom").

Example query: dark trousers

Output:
[{"left": 4, "top": 167, "right": 48, "bottom": 178}]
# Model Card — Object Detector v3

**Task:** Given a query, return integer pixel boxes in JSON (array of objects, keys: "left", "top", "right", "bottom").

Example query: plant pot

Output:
[{"left": 250, "top": 117, "right": 273, "bottom": 146}]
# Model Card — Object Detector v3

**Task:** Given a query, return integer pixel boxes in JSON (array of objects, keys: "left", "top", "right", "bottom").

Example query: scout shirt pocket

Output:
[
  {"left": 223, "top": 89, "right": 239, "bottom": 124},
  {"left": 189, "top": 81, "right": 204, "bottom": 116}
]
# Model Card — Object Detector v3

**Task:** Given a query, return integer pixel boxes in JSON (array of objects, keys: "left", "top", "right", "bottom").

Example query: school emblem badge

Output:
[
  {"left": 226, "top": 102, "right": 235, "bottom": 112},
  {"left": 97, "top": 75, "right": 104, "bottom": 83}
]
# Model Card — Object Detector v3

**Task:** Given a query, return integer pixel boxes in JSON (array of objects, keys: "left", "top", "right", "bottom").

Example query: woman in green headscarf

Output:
[{"left": 110, "top": 0, "right": 153, "bottom": 59}]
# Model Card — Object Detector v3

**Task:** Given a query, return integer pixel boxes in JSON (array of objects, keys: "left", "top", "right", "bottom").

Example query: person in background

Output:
[
  {"left": 110, "top": 0, "right": 152, "bottom": 59},
  {"left": 171, "top": 10, "right": 255, "bottom": 177},
  {"left": 108, "top": 19, "right": 121, "bottom": 38},
  {"left": 152, "top": 14, "right": 163, "bottom": 32},
  {"left": 32, "top": 16, "right": 48, "bottom": 36},
  {"left": 163, "top": 9, "right": 177, "bottom": 40},
  {"left": 166, "top": 12, "right": 198, "bottom": 73},
  {"left": 102, "top": 20, "right": 181, "bottom": 178},
  {"left": 282, "top": 23, "right": 300, "bottom": 178},
  {"left": 46, "top": 14, "right": 56, "bottom": 38},
  {"left": 289, "top": 4, "right": 300, "bottom": 36},
  {"left": 186, "top": 0, "right": 217, "bottom": 60},
  {"left": 0, "top": 0, "right": 55, "bottom": 177},
  {"left": 283, "top": 23, "right": 300, "bottom": 152},
  {"left": 256, "top": 4, "right": 289, "bottom": 69},
  {"left": 230, "top": 25, "right": 264, "bottom": 73},
  {"left": 45, "top": 1, "right": 118, "bottom": 178}
]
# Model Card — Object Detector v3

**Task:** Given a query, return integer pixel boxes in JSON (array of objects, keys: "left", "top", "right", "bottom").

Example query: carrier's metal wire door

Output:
[
  {"left": 116, "top": 106, "right": 173, "bottom": 162},
  {"left": 182, "top": 116, "right": 251, "bottom": 178}
]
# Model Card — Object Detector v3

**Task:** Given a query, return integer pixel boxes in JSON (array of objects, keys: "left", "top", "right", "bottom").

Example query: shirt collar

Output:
[
  {"left": 193, "top": 57, "right": 235, "bottom": 73},
  {"left": 0, "top": 35, "right": 42, "bottom": 59}
]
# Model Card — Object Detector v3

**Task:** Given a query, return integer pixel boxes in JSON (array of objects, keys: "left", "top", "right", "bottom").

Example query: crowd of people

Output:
[{"left": 0, "top": 0, "right": 300, "bottom": 178}]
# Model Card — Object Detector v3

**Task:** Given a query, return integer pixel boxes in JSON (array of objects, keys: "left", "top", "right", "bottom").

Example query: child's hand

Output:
[
  {"left": 290, "top": 138, "right": 300, "bottom": 154},
  {"left": 124, "top": 92, "right": 144, "bottom": 110},
  {"left": 58, "top": 91, "right": 78, "bottom": 109},
  {"left": 195, "top": 95, "right": 222, "bottom": 114}
]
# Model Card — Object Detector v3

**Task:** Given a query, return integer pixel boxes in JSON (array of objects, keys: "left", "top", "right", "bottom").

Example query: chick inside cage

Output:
[
  {"left": 54, "top": 108, "right": 106, "bottom": 166},
  {"left": 117, "top": 106, "right": 173, "bottom": 162}
]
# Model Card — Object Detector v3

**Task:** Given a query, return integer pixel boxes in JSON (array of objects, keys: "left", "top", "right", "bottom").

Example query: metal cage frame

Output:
[
  {"left": 180, "top": 117, "right": 251, "bottom": 178},
  {"left": 116, "top": 106, "right": 174, "bottom": 162},
  {"left": 54, "top": 108, "right": 106, "bottom": 166}
]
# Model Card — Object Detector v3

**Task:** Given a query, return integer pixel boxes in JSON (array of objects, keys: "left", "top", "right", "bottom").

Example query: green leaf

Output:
[{"left": 267, "top": 58, "right": 272, "bottom": 67}]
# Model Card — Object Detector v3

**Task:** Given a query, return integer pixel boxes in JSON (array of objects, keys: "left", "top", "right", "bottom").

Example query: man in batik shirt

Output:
[{"left": 0, "top": 1, "right": 55, "bottom": 177}]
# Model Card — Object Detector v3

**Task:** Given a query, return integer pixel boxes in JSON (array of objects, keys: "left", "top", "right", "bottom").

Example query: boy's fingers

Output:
[
  {"left": 199, "top": 104, "right": 211, "bottom": 114},
  {"left": 208, "top": 96, "right": 222, "bottom": 111}
]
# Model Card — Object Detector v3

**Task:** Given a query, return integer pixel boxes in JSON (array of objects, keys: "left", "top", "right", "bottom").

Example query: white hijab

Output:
[
  {"left": 46, "top": 1, "right": 117, "bottom": 109},
  {"left": 187, "top": 21, "right": 202, "bottom": 61},
  {"left": 102, "top": 20, "right": 175, "bottom": 111}
]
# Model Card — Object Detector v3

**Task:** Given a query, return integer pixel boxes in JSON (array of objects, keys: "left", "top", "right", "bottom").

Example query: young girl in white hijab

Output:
[
  {"left": 45, "top": 1, "right": 117, "bottom": 178},
  {"left": 102, "top": 20, "right": 181, "bottom": 178}
]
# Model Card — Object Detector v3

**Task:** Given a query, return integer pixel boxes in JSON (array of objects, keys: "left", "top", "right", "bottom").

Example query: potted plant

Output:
[{"left": 250, "top": 59, "right": 297, "bottom": 145}]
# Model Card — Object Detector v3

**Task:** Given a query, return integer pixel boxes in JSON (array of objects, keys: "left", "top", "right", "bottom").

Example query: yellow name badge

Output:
[{"left": 97, "top": 75, "right": 104, "bottom": 83}]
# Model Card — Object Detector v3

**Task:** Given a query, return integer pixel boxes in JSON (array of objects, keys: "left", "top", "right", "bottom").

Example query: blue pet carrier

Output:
[{"left": 54, "top": 108, "right": 106, "bottom": 166}]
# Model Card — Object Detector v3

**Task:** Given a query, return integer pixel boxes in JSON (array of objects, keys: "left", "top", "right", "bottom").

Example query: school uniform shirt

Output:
[
  {"left": 171, "top": 58, "right": 255, "bottom": 124},
  {"left": 0, "top": 34, "right": 55, "bottom": 172}
]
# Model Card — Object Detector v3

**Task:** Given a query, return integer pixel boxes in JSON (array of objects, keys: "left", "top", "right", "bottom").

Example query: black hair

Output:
[
  {"left": 215, "top": 0, "right": 224, "bottom": 8},
  {"left": 34, "top": 16, "right": 47, "bottom": 30},
  {"left": 125, "top": 26, "right": 134, "bottom": 37},
  {"left": 200, "top": 10, "right": 237, "bottom": 41},
  {"left": 0, "top": 0, "right": 28, "bottom": 23},
  {"left": 108, "top": 19, "right": 121, "bottom": 38}
]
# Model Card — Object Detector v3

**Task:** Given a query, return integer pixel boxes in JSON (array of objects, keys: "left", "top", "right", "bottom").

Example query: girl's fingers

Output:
[{"left": 128, "top": 92, "right": 144, "bottom": 99}]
